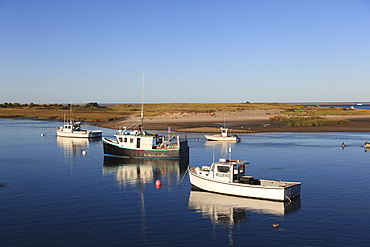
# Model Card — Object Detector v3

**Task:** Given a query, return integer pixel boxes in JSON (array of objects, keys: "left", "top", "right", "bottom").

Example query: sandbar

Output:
[{"left": 98, "top": 109, "right": 370, "bottom": 133}]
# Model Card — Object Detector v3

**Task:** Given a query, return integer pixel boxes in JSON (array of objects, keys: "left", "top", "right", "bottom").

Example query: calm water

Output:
[{"left": 1, "top": 118, "right": 370, "bottom": 246}]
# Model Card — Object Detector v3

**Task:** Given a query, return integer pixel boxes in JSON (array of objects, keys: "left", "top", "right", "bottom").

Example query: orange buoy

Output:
[{"left": 155, "top": 180, "right": 161, "bottom": 189}]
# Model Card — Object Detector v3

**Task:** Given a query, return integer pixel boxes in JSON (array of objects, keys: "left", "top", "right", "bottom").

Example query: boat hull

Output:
[
  {"left": 103, "top": 137, "right": 189, "bottom": 159},
  {"left": 205, "top": 135, "right": 239, "bottom": 141},
  {"left": 57, "top": 130, "right": 102, "bottom": 138},
  {"left": 188, "top": 166, "right": 301, "bottom": 201}
]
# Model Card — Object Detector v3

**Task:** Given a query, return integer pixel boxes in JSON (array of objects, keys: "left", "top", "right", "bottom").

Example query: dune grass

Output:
[
  {"left": 282, "top": 105, "right": 370, "bottom": 117},
  {"left": 111, "top": 102, "right": 291, "bottom": 116},
  {"left": 1, "top": 102, "right": 370, "bottom": 123},
  {"left": 0, "top": 108, "right": 124, "bottom": 122},
  {"left": 269, "top": 116, "right": 352, "bottom": 126}
]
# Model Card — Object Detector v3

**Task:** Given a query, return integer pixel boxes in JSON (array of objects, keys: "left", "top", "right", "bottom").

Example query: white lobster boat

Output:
[
  {"left": 57, "top": 121, "right": 102, "bottom": 138},
  {"left": 205, "top": 127, "right": 240, "bottom": 142},
  {"left": 188, "top": 158, "right": 301, "bottom": 201}
]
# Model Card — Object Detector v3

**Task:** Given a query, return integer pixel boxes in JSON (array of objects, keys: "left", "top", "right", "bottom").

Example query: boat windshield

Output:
[{"left": 217, "top": 165, "right": 230, "bottom": 173}]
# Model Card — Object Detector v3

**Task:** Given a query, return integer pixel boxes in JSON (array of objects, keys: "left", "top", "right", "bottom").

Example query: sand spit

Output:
[{"left": 98, "top": 109, "right": 370, "bottom": 133}]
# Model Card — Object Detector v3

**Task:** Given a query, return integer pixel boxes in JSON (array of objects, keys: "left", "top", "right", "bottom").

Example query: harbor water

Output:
[{"left": 1, "top": 118, "right": 370, "bottom": 246}]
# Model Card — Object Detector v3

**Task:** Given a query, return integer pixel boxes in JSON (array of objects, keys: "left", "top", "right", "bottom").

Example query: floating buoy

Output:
[
  {"left": 155, "top": 180, "right": 161, "bottom": 189},
  {"left": 272, "top": 224, "right": 279, "bottom": 228},
  {"left": 82, "top": 150, "right": 87, "bottom": 155}
]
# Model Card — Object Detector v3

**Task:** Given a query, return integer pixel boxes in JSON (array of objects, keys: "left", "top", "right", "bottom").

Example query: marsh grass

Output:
[
  {"left": 112, "top": 102, "right": 291, "bottom": 116},
  {"left": 0, "top": 108, "right": 123, "bottom": 122},
  {"left": 1, "top": 103, "right": 370, "bottom": 123},
  {"left": 283, "top": 106, "right": 370, "bottom": 116},
  {"left": 269, "top": 116, "right": 351, "bottom": 126}
]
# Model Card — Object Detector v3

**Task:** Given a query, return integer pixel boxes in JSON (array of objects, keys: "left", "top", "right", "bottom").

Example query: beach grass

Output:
[
  {"left": 269, "top": 116, "right": 352, "bottom": 126},
  {"left": 1, "top": 102, "right": 370, "bottom": 123},
  {"left": 0, "top": 108, "right": 124, "bottom": 122},
  {"left": 111, "top": 102, "right": 291, "bottom": 117},
  {"left": 282, "top": 105, "right": 370, "bottom": 116}
]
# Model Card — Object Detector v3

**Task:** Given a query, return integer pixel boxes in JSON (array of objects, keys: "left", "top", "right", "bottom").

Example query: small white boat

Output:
[
  {"left": 188, "top": 158, "right": 301, "bottom": 201},
  {"left": 364, "top": 142, "right": 370, "bottom": 148},
  {"left": 57, "top": 121, "right": 102, "bottom": 138},
  {"left": 205, "top": 127, "right": 240, "bottom": 142}
]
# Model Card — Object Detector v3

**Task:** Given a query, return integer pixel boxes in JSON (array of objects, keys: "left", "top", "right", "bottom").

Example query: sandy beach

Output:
[{"left": 98, "top": 109, "right": 370, "bottom": 133}]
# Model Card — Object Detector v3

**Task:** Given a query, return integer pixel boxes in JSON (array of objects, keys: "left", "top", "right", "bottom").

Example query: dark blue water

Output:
[{"left": 1, "top": 118, "right": 370, "bottom": 246}]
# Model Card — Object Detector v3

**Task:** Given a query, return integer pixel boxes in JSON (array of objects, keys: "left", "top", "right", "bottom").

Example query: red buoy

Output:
[{"left": 155, "top": 180, "right": 161, "bottom": 189}]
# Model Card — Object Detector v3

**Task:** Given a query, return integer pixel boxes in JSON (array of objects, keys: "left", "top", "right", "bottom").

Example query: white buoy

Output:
[{"left": 82, "top": 150, "right": 87, "bottom": 155}]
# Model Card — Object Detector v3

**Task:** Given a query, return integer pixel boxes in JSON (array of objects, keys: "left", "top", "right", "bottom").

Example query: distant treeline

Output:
[{"left": 0, "top": 102, "right": 108, "bottom": 111}]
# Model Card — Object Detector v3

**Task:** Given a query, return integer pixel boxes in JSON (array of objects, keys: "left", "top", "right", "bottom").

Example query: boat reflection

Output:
[
  {"left": 103, "top": 156, "right": 189, "bottom": 187},
  {"left": 205, "top": 141, "right": 237, "bottom": 160},
  {"left": 205, "top": 141, "right": 237, "bottom": 149},
  {"left": 57, "top": 137, "right": 100, "bottom": 157},
  {"left": 188, "top": 190, "right": 301, "bottom": 226}
]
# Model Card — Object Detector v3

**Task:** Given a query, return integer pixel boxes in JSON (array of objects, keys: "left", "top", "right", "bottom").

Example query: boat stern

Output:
[{"left": 284, "top": 182, "right": 301, "bottom": 200}]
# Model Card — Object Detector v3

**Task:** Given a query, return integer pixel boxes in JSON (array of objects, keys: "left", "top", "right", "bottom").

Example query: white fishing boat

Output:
[
  {"left": 56, "top": 102, "right": 102, "bottom": 138},
  {"left": 364, "top": 142, "right": 370, "bottom": 148},
  {"left": 205, "top": 127, "right": 240, "bottom": 142},
  {"left": 102, "top": 71, "right": 189, "bottom": 159},
  {"left": 188, "top": 158, "right": 301, "bottom": 201},
  {"left": 57, "top": 121, "right": 102, "bottom": 138}
]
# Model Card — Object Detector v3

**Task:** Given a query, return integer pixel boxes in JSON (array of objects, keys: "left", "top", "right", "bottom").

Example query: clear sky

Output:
[{"left": 1, "top": 0, "right": 370, "bottom": 104}]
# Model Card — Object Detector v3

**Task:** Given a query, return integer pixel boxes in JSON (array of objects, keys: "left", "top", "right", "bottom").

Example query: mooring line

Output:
[{"left": 178, "top": 167, "right": 189, "bottom": 187}]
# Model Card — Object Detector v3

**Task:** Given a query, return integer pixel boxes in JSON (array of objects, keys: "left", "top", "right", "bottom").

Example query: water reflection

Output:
[
  {"left": 188, "top": 190, "right": 301, "bottom": 226},
  {"left": 103, "top": 156, "right": 189, "bottom": 187},
  {"left": 57, "top": 137, "right": 100, "bottom": 157}
]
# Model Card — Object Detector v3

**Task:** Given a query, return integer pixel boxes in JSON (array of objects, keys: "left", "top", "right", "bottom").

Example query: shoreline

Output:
[{"left": 97, "top": 112, "right": 370, "bottom": 133}]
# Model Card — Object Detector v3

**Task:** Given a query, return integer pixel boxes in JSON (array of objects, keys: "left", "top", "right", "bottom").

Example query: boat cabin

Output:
[
  {"left": 59, "top": 122, "right": 83, "bottom": 133},
  {"left": 200, "top": 159, "right": 249, "bottom": 183},
  {"left": 220, "top": 127, "right": 229, "bottom": 137},
  {"left": 115, "top": 127, "right": 180, "bottom": 150}
]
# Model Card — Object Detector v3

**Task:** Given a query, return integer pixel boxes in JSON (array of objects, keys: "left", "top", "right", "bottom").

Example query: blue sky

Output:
[{"left": 1, "top": 0, "right": 370, "bottom": 104}]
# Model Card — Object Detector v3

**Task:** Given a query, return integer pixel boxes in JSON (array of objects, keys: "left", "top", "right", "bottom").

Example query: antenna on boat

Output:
[
  {"left": 69, "top": 99, "right": 72, "bottom": 123},
  {"left": 212, "top": 146, "right": 215, "bottom": 163},
  {"left": 140, "top": 70, "right": 145, "bottom": 127}
]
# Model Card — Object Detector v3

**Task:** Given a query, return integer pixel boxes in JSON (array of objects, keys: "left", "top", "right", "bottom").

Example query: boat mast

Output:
[
  {"left": 140, "top": 70, "right": 145, "bottom": 130},
  {"left": 69, "top": 99, "right": 72, "bottom": 123}
]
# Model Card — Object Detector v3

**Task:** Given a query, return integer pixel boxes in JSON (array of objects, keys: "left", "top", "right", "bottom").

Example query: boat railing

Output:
[
  {"left": 259, "top": 179, "right": 299, "bottom": 187},
  {"left": 104, "top": 137, "right": 118, "bottom": 144},
  {"left": 156, "top": 142, "right": 178, "bottom": 149}
]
